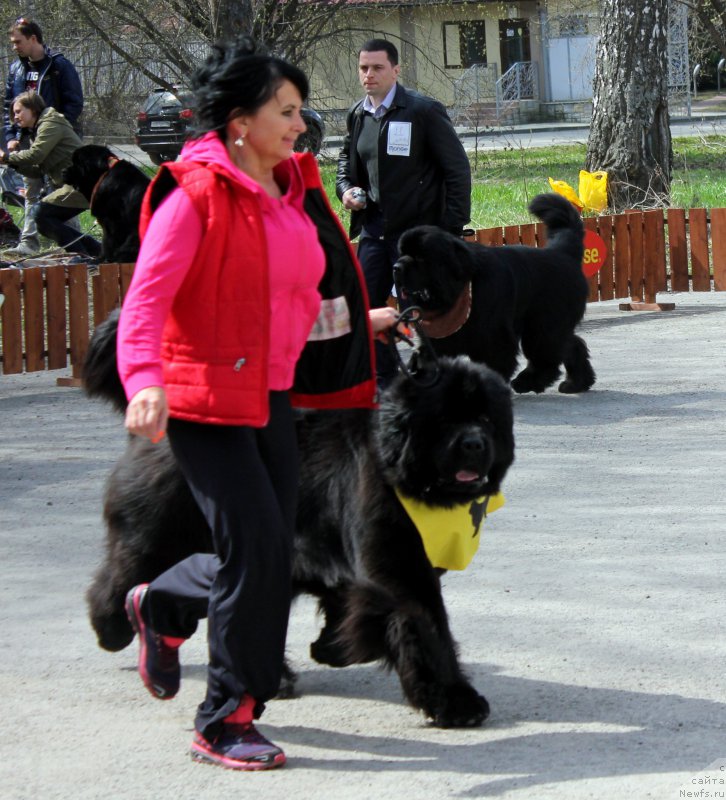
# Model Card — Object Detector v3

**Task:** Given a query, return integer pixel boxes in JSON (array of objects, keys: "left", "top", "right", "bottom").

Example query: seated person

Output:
[{"left": 0, "top": 91, "right": 100, "bottom": 258}]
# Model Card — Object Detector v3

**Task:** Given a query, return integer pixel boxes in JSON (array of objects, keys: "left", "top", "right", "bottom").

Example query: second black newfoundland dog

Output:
[
  {"left": 394, "top": 193, "right": 596, "bottom": 394},
  {"left": 63, "top": 144, "right": 150, "bottom": 263},
  {"left": 83, "top": 310, "right": 515, "bottom": 727}
]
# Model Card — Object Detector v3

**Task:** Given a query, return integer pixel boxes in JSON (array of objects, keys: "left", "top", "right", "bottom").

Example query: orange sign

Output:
[{"left": 582, "top": 229, "right": 608, "bottom": 277}]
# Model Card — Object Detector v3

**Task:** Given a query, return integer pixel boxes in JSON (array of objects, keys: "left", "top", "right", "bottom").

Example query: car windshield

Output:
[{"left": 142, "top": 90, "right": 194, "bottom": 115}]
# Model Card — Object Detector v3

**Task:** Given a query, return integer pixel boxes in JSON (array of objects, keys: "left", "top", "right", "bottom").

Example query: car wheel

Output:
[
  {"left": 149, "top": 152, "right": 177, "bottom": 166},
  {"left": 294, "top": 124, "right": 324, "bottom": 156}
]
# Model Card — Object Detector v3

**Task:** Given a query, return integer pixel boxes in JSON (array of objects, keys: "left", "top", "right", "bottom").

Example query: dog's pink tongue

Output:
[{"left": 456, "top": 470, "right": 480, "bottom": 482}]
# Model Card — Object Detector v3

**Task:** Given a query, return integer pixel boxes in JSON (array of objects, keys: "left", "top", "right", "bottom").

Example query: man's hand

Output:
[
  {"left": 342, "top": 187, "right": 367, "bottom": 211},
  {"left": 369, "top": 306, "right": 411, "bottom": 343},
  {"left": 6, "top": 140, "right": 19, "bottom": 152}
]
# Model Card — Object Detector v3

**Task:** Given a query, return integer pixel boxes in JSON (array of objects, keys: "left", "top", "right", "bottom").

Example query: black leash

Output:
[{"left": 386, "top": 305, "right": 442, "bottom": 388}]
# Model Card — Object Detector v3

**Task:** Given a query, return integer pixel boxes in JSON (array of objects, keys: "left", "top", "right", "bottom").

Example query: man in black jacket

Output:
[
  {"left": 2, "top": 17, "right": 84, "bottom": 258},
  {"left": 336, "top": 39, "right": 471, "bottom": 385}
]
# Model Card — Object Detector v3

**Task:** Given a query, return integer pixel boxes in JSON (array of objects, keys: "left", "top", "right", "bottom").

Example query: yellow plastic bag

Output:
[
  {"left": 548, "top": 177, "right": 584, "bottom": 210},
  {"left": 548, "top": 171, "right": 609, "bottom": 213},
  {"left": 578, "top": 170, "right": 608, "bottom": 213}
]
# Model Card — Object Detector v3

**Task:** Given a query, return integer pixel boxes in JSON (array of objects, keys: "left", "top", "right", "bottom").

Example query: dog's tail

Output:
[
  {"left": 528, "top": 193, "right": 584, "bottom": 262},
  {"left": 82, "top": 308, "right": 128, "bottom": 414}
]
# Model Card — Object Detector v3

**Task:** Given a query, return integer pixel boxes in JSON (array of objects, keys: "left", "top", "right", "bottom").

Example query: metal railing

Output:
[
  {"left": 452, "top": 63, "right": 499, "bottom": 127},
  {"left": 495, "top": 61, "right": 539, "bottom": 120}
]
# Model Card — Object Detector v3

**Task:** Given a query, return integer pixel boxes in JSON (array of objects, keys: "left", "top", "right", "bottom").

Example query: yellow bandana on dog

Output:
[{"left": 395, "top": 491, "right": 505, "bottom": 570}]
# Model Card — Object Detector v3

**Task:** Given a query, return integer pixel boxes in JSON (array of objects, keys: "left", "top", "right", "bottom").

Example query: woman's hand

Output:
[
  {"left": 124, "top": 386, "right": 168, "bottom": 443},
  {"left": 369, "top": 306, "right": 411, "bottom": 343}
]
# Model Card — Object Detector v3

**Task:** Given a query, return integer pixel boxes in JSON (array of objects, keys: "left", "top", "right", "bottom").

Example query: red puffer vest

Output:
[{"left": 139, "top": 152, "right": 376, "bottom": 426}]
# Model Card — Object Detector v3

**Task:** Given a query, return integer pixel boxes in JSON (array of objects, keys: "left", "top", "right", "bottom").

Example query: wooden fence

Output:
[
  {"left": 2, "top": 206, "right": 726, "bottom": 377},
  {"left": 472, "top": 206, "right": 726, "bottom": 304},
  {"left": 0, "top": 262, "right": 134, "bottom": 381}
]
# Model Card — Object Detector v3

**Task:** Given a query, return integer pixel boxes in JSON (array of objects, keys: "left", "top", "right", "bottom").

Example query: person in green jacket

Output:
[{"left": 0, "top": 90, "right": 100, "bottom": 258}]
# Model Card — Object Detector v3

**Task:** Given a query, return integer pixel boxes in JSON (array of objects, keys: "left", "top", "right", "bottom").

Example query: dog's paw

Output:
[
  {"left": 276, "top": 660, "right": 299, "bottom": 699},
  {"left": 558, "top": 378, "right": 593, "bottom": 394},
  {"left": 310, "top": 636, "right": 354, "bottom": 667},
  {"left": 511, "top": 372, "right": 544, "bottom": 394},
  {"left": 512, "top": 368, "right": 558, "bottom": 394},
  {"left": 91, "top": 611, "right": 135, "bottom": 652},
  {"left": 429, "top": 684, "right": 490, "bottom": 728}
]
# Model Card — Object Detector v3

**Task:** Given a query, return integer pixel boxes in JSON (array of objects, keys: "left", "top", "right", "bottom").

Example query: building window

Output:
[{"left": 443, "top": 20, "right": 487, "bottom": 68}]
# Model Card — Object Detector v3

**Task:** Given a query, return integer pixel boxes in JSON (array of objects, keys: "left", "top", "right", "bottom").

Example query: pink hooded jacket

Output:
[{"left": 118, "top": 133, "right": 377, "bottom": 426}]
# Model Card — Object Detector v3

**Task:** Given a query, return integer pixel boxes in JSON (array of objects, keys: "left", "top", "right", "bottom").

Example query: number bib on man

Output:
[
  {"left": 394, "top": 491, "right": 505, "bottom": 570},
  {"left": 387, "top": 121, "right": 412, "bottom": 156}
]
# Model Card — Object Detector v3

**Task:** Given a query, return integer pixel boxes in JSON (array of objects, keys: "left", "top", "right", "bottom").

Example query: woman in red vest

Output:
[{"left": 117, "top": 36, "right": 397, "bottom": 771}]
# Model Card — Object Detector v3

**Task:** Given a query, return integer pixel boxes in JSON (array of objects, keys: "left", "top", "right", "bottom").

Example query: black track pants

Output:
[{"left": 144, "top": 392, "right": 298, "bottom": 738}]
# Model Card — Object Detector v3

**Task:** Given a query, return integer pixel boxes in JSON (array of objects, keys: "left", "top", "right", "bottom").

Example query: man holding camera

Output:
[{"left": 336, "top": 38, "right": 471, "bottom": 385}]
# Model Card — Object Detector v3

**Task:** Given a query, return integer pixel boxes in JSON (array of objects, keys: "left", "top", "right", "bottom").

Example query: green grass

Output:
[
  {"left": 319, "top": 134, "right": 726, "bottom": 231},
  {"left": 669, "top": 135, "right": 726, "bottom": 210}
]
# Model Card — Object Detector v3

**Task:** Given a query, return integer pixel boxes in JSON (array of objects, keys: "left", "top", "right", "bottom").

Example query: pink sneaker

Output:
[
  {"left": 190, "top": 723, "right": 286, "bottom": 770},
  {"left": 125, "top": 584, "right": 184, "bottom": 700}
]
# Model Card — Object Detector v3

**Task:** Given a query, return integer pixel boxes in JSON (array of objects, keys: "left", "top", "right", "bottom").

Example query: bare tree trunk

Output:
[
  {"left": 692, "top": 0, "right": 726, "bottom": 58},
  {"left": 586, "top": 0, "right": 672, "bottom": 211}
]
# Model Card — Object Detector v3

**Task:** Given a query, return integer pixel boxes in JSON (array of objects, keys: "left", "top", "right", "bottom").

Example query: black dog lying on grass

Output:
[
  {"left": 394, "top": 193, "right": 596, "bottom": 394},
  {"left": 83, "top": 310, "right": 515, "bottom": 727},
  {"left": 63, "top": 144, "right": 150, "bottom": 263}
]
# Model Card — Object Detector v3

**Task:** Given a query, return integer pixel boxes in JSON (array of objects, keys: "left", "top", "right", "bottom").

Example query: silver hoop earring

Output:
[{"left": 234, "top": 135, "right": 245, "bottom": 147}]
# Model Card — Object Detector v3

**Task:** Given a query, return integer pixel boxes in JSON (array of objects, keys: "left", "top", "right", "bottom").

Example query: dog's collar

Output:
[
  {"left": 89, "top": 156, "right": 121, "bottom": 215},
  {"left": 418, "top": 282, "right": 472, "bottom": 339}
]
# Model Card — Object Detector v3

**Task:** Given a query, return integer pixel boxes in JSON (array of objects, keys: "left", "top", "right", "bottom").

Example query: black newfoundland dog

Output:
[
  {"left": 63, "top": 144, "right": 150, "bottom": 263},
  {"left": 394, "top": 193, "right": 596, "bottom": 394},
  {"left": 83, "top": 311, "right": 515, "bottom": 727}
]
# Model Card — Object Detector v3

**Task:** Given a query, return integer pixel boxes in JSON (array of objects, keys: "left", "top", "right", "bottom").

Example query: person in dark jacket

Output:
[
  {"left": 2, "top": 18, "right": 84, "bottom": 257},
  {"left": 336, "top": 38, "right": 471, "bottom": 385}
]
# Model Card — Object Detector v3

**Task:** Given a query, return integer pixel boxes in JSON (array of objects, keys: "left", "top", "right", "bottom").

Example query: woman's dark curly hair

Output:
[{"left": 191, "top": 35, "right": 309, "bottom": 138}]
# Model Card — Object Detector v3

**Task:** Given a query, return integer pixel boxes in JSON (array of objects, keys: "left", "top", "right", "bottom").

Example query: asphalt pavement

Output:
[{"left": 2, "top": 291, "right": 726, "bottom": 799}]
